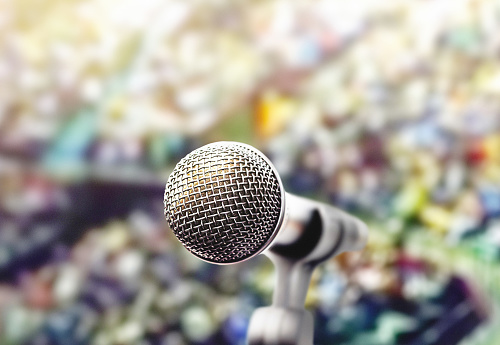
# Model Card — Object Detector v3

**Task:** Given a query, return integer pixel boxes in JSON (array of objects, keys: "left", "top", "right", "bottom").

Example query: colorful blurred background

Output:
[{"left": 1, "top": 0, "right": 500, "bottom": 344}]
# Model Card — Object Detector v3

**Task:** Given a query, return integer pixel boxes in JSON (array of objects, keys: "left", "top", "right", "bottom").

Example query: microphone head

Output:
[{"left": 164, "top": 142, "right": 286, "bottom": 264}]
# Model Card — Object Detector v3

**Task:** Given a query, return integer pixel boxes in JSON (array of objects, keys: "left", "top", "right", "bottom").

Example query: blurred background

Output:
[{"left": 0, "top": 0, "right": 500, "bottom": 344}]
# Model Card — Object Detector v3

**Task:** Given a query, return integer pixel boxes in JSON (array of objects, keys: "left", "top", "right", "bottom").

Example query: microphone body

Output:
[{"left": 271, "top": 192, "right": 367, "bottom": 263}]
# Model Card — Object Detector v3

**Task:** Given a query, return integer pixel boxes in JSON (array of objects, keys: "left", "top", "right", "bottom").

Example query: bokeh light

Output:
[{"left": 1, "top": 0, "right": 499, "bottom": 344}]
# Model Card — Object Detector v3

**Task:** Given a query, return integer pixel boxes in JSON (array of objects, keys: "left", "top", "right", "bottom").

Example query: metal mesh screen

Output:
[{"left": 164, "top": 142, "right": 283, "bottom": 264}]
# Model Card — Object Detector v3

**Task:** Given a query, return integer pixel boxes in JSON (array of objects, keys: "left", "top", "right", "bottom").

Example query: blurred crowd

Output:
[{"left": 1, "top": 0, "right": 500, "bottom": 344}]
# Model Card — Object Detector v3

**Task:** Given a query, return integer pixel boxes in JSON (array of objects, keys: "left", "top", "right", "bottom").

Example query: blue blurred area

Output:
[{"left": 0, "top": 0, "right": 500, "bottom": 344}]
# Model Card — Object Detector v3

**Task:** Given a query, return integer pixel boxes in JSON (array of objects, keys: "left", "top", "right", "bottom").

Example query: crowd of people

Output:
[{"left": 1, "top": 0, "right": 500, "bottom": 344}]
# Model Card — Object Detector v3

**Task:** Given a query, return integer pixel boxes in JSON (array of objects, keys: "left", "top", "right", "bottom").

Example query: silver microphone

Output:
[
  {"left": 164, "top": 141, "right": 369, "bottom": 345},
  {"left": 163, "top": 141, "right": 367, "bottom": 265}
]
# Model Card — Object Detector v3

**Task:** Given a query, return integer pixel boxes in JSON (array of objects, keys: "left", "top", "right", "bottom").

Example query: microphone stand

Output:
[
  {"left": 247, "top": 194, "right": 367, "bottom": 345},
  {"left": 247, "top": 252, "right": 316, "bottom": 345},
  {"left": 246, "top": 196, "right": 330, "bottom": 345}
]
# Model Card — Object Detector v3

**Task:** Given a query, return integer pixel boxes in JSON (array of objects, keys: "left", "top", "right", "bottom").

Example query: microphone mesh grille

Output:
[{"left": 164, "top": 142, "right": 283, "bottom": 264}]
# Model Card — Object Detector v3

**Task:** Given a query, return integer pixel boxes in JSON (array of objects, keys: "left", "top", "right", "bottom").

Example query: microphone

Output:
[
  {"left": 163, "top": 141, "right": 368, "bottom": 345},
  {"left": 164, "top": 141, "right": 367, "bottom": 264}
]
